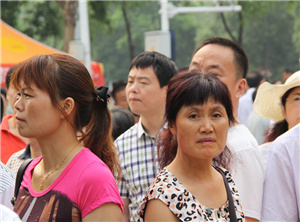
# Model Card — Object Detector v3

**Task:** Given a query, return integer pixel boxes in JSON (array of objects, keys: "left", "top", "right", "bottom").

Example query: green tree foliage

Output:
[
  {"left": 243, "top": 2, "right": 299, "bottom": 81},
  {"left": 1, "top": 1, "right": 299, "bottom": 82},
  {"left": 1, "top": 0, "right": 64, "bottom": 50},
  {"left": 90, "top": 1, "right": 161, "bottom": 81},
  {"left": 0, "top": 1, "right": 24, "bottom": 27}
]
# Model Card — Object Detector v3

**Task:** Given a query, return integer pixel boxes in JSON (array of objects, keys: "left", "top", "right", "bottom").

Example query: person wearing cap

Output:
[{"left": 253, "top": 70, "right": 300, "bottom": 166}]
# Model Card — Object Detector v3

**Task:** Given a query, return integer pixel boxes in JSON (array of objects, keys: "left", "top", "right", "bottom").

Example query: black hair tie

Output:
[{"left": 95, "top": 86, "right": 110, "bottom": 108}]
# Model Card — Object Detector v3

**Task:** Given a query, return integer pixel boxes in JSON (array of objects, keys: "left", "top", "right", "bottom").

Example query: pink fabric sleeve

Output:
[{"left": 76, "top": 161, "right": 123, "bottom": 218}]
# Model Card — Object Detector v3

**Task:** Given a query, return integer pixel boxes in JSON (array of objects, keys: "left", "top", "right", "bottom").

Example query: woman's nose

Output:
[
  {"left": 14, "top": 97, "right": 24, "bottom": 112},
  {"left": 200, "top": 119, "right": 213, "bottom": 133}
]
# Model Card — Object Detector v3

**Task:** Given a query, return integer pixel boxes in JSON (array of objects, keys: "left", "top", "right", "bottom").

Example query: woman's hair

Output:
[
  {"left": 111, "top": 106, "right": 135, "bottom": 140},
  {"left": 264, "top": 87, "right": 296, "bottom": 142},
  {"left": 11, "top": 54, "right": 121, "bottom": 177},
  {"left": 157, "top": 71, "right": 236, "bottom": 169}
]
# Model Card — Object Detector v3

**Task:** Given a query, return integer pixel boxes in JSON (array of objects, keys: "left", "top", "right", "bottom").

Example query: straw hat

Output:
[{"left": 253, "top": 70, "right": 300, "bottom": 122}]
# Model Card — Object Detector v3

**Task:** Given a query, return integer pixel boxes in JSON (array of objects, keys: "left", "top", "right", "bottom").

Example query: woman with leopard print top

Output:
[{"left": 138, "top": 72, "right": 245, "bottom": 222}]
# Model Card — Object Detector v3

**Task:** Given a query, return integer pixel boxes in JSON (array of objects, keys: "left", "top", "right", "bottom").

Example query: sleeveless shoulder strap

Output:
[
  {"left": 215, "top": 166, "right": 237, "bottom": 222},
  {"left": 11, "top": 158, "right": 33, "bottom": 206}
]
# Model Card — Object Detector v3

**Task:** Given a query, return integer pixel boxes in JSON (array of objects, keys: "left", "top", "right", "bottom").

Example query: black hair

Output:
[
  {"left": 193, "top": 37, "right": 248, "bottom": 79},
  {"left": 6, "top": 65, "right": 18, "bottom": 89},
  {"left": 158, "top": 71, "right": 236, "bottom": 169},
  {"left": 111, "top": 80, "right": 127, "bottom": 101},
  {"left": 111, "top": 106, "right": 135, "bottom": 140},
  {"left": 246, "top": 71, "right": 264, "bottom": 88},
  {"left": 129, "top": 51, "right": 178, "bottom": 88},
  {"left": 265, "top": 87, "right": 297, "bottom": 142}
]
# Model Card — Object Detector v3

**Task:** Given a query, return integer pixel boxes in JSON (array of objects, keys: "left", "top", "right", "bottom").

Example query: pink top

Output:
[{"left": 14, "top": 148, "right": 123, "bottom": 221}]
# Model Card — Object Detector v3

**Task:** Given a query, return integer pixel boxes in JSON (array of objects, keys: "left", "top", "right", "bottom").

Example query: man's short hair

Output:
[
  {"left": 129, "top": 51, "right": 178, "bottom": 88},
  {"left": 6, "top": 65, "right": 18, "bottom": 89},
  {"left": 246, "top": 71, "right": 264, "bottom": 88},
  {"left": 193, "top": 37, "right": 248, "bottom": 80},
  {"left": 111, "top": 80, "right": 127, "bottom": 102}
]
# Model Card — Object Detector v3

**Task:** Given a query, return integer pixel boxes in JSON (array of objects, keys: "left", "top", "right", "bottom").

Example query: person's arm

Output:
[
  {"left": 83, "top": 202, "right": 122, "bottom": 221},
  {"left": 144, "top": 199, "right": 179, "bottom": 222},
  {"left": 122, "top": 198, "right": 130, "bottom": 222}
]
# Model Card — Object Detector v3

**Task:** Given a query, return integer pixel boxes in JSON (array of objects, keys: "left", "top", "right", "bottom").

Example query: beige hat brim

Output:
[{"left": 253, "top": 70, "right": 300, "bottom": 122}]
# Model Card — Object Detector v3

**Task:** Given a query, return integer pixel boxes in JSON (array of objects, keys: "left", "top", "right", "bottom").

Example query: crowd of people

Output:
[{"left": 0, "top": 37, "right": 299, "bottom": 222}]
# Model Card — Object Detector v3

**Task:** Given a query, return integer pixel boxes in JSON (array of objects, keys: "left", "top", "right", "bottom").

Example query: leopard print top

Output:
[{"left": 138, "top": 167, "right": 245, "bottom": 221}]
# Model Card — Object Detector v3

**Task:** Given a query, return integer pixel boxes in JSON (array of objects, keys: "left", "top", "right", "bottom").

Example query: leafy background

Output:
[{"left": 1, "top": 0, "right": 299, "bottom": 83}]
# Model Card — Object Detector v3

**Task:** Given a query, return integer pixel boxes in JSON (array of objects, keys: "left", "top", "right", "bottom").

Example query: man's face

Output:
[
  {"left": 6, "top": 85, "right": 19, "bottom": 113},
  {"left": 114, "top": 89, "right": 128, "bottom": 109},
  {"left": 189, "top": 44, "right": 245, "bottom": 115},
  {"left": 126, "top": 67, "right": 167, "bottom": 117}
]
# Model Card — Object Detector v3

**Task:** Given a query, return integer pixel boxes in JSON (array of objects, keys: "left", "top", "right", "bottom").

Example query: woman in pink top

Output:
[{"left": 11, "top": 54, "right": 123, "bottom": 221}]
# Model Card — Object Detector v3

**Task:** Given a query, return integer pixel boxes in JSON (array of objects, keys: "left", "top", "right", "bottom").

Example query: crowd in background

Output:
[{"left": 0, "top": 37, "right": 299, "bottom": 222}]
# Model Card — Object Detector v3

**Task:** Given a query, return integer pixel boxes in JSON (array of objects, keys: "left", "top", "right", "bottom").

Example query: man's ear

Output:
[
  {"left": 235, "top": 78, "right": 246, "bottom": 99},
  {"left": 61, "top": 97, "right": 75, "bottom": 118}
]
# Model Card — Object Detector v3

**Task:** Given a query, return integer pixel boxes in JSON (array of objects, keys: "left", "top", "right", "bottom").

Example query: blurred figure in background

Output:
[
  {"left": 6, "top": 138, "right": 42, "bottom": 174},
  {"left": 238, "top": 70, "right": 265, "bottom": 125},
  {"left": 0, "top": 88, "right": 8, "bottom": 116},
  {"left": 111, "top": 80, "right": 128, "bottom": 109},
  {"left": 0, "top": 65, "right": 27, "bottom": 164},
  {"left": 0, "top": 96, "right": 4, "bottom": 123},
  {"left": 111, "top": 106, "right": 135, "bottom": 140},
  {"left": 281, "top": 68, "right": 293, "bottom": 82},
  {"left": 247, "top": 89, "right": 271, "bottom": 144}
]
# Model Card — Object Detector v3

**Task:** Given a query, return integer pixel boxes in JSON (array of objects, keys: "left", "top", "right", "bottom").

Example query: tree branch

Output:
[
  {"left": 122, "top": 1, "right": 135, "bottom": 60},
  {"left": 238, "top": 12, "right": 243, "bottom": 46},
  {"left": 220, "top": 12, "right": 237, "bottom": 43},
  {"left": 55, "top": 0, "right": 65, "bottom": 9}
]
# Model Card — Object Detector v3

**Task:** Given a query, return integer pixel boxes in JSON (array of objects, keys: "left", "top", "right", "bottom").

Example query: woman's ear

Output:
[
  {"left": 61, "top": 97, "right": 75, "bottom": 118},
  {"left": 169, "top": 122, "right": 176, "bottom": 136}
]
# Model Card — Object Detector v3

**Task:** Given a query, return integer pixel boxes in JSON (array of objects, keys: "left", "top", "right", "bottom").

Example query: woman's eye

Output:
[
  {"left": 189, "top": 114, "right": 198, "bottom": 119},
  {"left": 212, "top": 113, "right": 222, "bottom": 118},
  {"left": 294, "top": 96, "right": 300, "bottom": 101}
]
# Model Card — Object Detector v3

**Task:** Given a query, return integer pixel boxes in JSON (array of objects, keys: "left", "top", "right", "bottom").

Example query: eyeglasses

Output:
[{"left": 285, "top": 95, "right": 300, "bottom": 105}]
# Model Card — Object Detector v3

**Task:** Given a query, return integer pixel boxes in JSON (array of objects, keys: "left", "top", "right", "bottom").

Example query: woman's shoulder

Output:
[
  {"left": 74, "top": 148, "right": 115, "bottom": 182},
  {"left": 144, "top": 168, "right": 188, "bottom": 203}
]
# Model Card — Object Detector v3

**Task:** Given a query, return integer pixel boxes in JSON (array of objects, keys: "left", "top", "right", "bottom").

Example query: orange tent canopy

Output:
[{"left": 0, "top": 20, "right": 105, "bottom": 87}]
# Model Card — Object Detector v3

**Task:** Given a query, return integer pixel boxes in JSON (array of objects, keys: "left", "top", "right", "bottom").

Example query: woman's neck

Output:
[
  {"left": 167, "top": 153, "right": 214, "bottom": 182},
  {"left": 37, "top": 128, "right": 83, "bottom": 173}
]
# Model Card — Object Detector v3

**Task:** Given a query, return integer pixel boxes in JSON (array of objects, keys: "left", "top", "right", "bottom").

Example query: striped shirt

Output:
[
  {"left": 0, "top": 162, "right": 16, "bottom": 210},
  {"left": 115, "top": 119, "right": 160, "bottom": 222}
]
